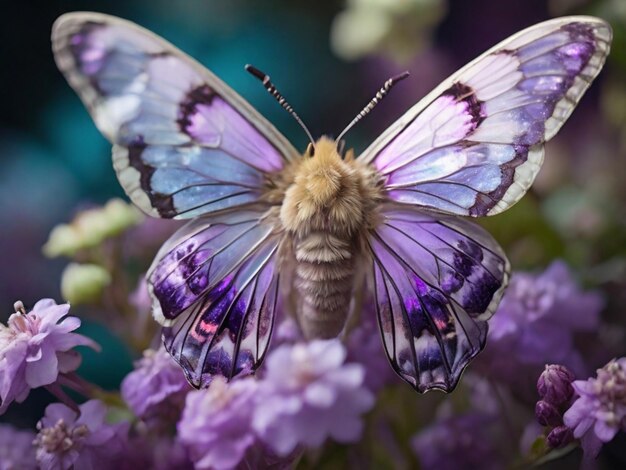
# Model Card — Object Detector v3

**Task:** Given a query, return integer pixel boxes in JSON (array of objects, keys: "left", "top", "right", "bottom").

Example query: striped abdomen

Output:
[{"left": 294, "top": 231, "right": 355, "bottom": 339}]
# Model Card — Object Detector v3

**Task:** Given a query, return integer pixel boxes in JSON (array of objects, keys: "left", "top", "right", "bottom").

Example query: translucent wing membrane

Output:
[
  {"left": 147, "top": 208, "right": 281, "bottom": 387},
  {"left": 362, "top": 17, "right": 611, "bottom": 216},
  {"left": 52, "top": 13, "right": 298, "bottom": 219},
  {"left": 368, "top": 205, "right": 509, "bottom": 392}
]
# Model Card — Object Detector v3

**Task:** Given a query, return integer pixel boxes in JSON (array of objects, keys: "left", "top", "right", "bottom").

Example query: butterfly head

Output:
[
  {"left": 305, "top": 138, "right": 349, "bottom": 159},
  {"left": 304, "top": 136, "right": 354, "bottom": 164},
  {"left": 280, "top": 136, "right": 363, "bottom": 235}
]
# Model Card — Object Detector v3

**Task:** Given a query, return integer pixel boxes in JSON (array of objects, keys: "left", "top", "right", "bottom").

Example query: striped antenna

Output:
[
  {"left": 336, "top": 71, "right": 410, "bottom": 143},
  {"left": 245, "top": 64, "right": 316, "bottom": 151}
]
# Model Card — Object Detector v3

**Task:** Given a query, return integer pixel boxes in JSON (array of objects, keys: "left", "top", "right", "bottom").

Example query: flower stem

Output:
[
  {"left": 44, "top": 383, "right": 80, "bottom": 413},
  {"left": 57, "top": 372, "right": 102, "bottom": 398}
]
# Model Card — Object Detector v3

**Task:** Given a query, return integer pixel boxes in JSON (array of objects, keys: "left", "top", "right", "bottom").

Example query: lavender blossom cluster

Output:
[
  {"left": 1, "top": 208, "right": 624, "bottom": 468},
  {"left": 480, "top": 261, "right": 604, "bottom": 386},
  {"left": 0, "top": 299, "right": 378, "bottom": 469},
  {"left": 175, "top": 339, "right": 375, "bottom": 469}
]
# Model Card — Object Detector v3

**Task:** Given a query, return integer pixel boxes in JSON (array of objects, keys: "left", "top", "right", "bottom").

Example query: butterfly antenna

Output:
[
  {"left": 245, "top": 64, "right": 316, "bottom": 151},
  {"left": 336, "top": 71, "right": 410, "bottom": 143}
]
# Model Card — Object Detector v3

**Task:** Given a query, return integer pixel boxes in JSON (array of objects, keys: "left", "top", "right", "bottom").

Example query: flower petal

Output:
[{"left": 24, "top": 346, "right": 59, "bottom": 388}]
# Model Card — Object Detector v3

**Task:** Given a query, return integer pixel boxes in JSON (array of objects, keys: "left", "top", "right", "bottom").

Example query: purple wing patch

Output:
[
  {"left": 52, "top": 13, "right": 298, "bottom": 219},
  {"left": 147, "top": 208, "right": 281, "bottom": 387},
  {"left": 364, "top": 18, "right": 611, "bottom": 217},
  {"left": 368, "top": 205, "right": 509, "bottom": 392}
]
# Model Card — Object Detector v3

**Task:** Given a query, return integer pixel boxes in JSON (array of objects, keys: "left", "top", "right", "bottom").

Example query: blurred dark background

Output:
[
  {"left": 1, "top": 0, "right": 625, "bottom": 431},
  {"left": 2, "top": 0, "right": 624, "bottom": 307}
]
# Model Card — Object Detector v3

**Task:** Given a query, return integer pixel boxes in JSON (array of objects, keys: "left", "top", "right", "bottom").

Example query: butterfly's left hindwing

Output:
[
  {"left": 362, "top": 16, "right": 611, "bottom": 217},
  {"left": 52, "top": 12, "right": 298, "bottom": 219},
  {"left": 368, "top": 205, "right": 509, "bottom": 392},
  {"left": 148, "top": 207, "right": 282, "bottom": 388}
]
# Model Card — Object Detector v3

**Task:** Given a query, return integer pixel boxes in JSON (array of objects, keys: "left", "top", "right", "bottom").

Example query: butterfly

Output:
[{"left": 52, "top": 12, "right": 611, "bottom": 393}]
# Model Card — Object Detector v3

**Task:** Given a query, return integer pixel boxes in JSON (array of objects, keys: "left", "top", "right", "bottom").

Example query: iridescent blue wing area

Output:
[
  {"left": 367, "top": 205, "right": 509, "bottom": 392},
  {"left": 361, "top": 17, "right": 611, "bottom": 216},
  {"left": 148, "top": 207, "right": 282, "bottom": 387},
  {"left": 52, "top": 12, "right": 298, "bottom": 219}
]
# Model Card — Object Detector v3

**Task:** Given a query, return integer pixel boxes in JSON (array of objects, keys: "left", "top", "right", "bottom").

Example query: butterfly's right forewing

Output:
[{"left": 361, "top": 17, "right": 611, "bottom": 217}]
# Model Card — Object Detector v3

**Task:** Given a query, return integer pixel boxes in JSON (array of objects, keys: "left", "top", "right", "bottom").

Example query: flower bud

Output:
[
  {"left": 537, "top": 364, "right": 575, "bottom": 406},
  {"left": 535, "top": 400, "right": 562, "bottom": 427},
  {"left": 61, "top": 263, "right": 111, "bottom": 304},
  {"left": 546, "top": 425, "right": 574, "bottom": 449}
]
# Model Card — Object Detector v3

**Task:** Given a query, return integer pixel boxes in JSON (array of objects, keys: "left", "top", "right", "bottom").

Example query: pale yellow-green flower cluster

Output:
[
  {"left": 43, "top": 198, "right": 143, "bottom": 258},
  {"left": 61, "top": 263, "right": 112, "bottom": 304},
  {"left": 330, "top": 0, "right": 446, "bottom": 62},
  {"left": 43, "top": 198, "right": 143, "bottom": 305}
]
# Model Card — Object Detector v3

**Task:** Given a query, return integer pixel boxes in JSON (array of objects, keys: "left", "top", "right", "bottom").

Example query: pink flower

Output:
[{"left": 0, "top": 299, "right": 99, "bottom": 414}]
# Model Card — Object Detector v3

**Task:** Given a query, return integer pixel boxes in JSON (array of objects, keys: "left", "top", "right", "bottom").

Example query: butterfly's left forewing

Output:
[{"left": 368, "top": 205, "right": 509, "bottom": 392}]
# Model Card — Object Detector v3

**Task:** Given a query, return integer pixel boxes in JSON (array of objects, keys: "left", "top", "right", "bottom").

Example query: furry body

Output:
[{"left": 277, "top": 137, "right": 382, "bottom": 338}]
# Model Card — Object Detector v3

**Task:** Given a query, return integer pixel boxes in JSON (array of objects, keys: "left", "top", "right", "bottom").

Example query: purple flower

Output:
[
  {"left": 535, "top": 400, "right": 562, "bottom": 427},
  {"left": 563, "top": 358, "right": 626, "bottom": 457},
  {"left": 546, "top": 425, "right": 574, "bottom": 449},
  {"left": 272, "top": 317, "right": 303, "bottom": 345},
  {"left": 178, "top": 377, "right": 259, "bottom": 470},
  {"left": 147, "top": 438, "right": 193, "bottom": 470},
  {"left": 481, "top": 261, "right": 603, "bottom": 384},
  {"left": 252, "top": 339, "right": 375, "bottom": 456},
  {"left": 239, "top": 443, "right": 301, "bottom": 470},
  {"left": 34, "top": 400, "right": 128, "bottom": 470},
  {"left": 0, "top": 424, "right": 37, "bottom": 469},
  {"left": 122, "top": 435, "right": 193, "bottom": 470},
  {"left": 128, "top": 276, "right": 154, "bottom": 339},
  {"left": 412, "top": 412, "right": 503, "bottom": 470},
  {"left": 346, "top": 308, "right": 396, "bottom": 392},
  {"left": 533, "top": 364, "right": 577, "bottom": 449},
  {"left": 121, "top": 347, "right": 191, "bottom": 423},
  {"left": 537, "top": 364, "right": 575, "bottom": 407},
  {"left": 0, "top": 299, "right": 99, "bottom": 414}
]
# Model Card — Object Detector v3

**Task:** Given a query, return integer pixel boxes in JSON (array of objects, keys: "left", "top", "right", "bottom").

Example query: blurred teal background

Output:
[{"left": 1, "top": 0, "right": 625, "bottom": 428}]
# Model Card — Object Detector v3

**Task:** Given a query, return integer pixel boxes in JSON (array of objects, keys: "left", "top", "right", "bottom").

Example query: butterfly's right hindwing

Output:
[{"left": 52, "top": 12, "right": 299, "bottom": 219}]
